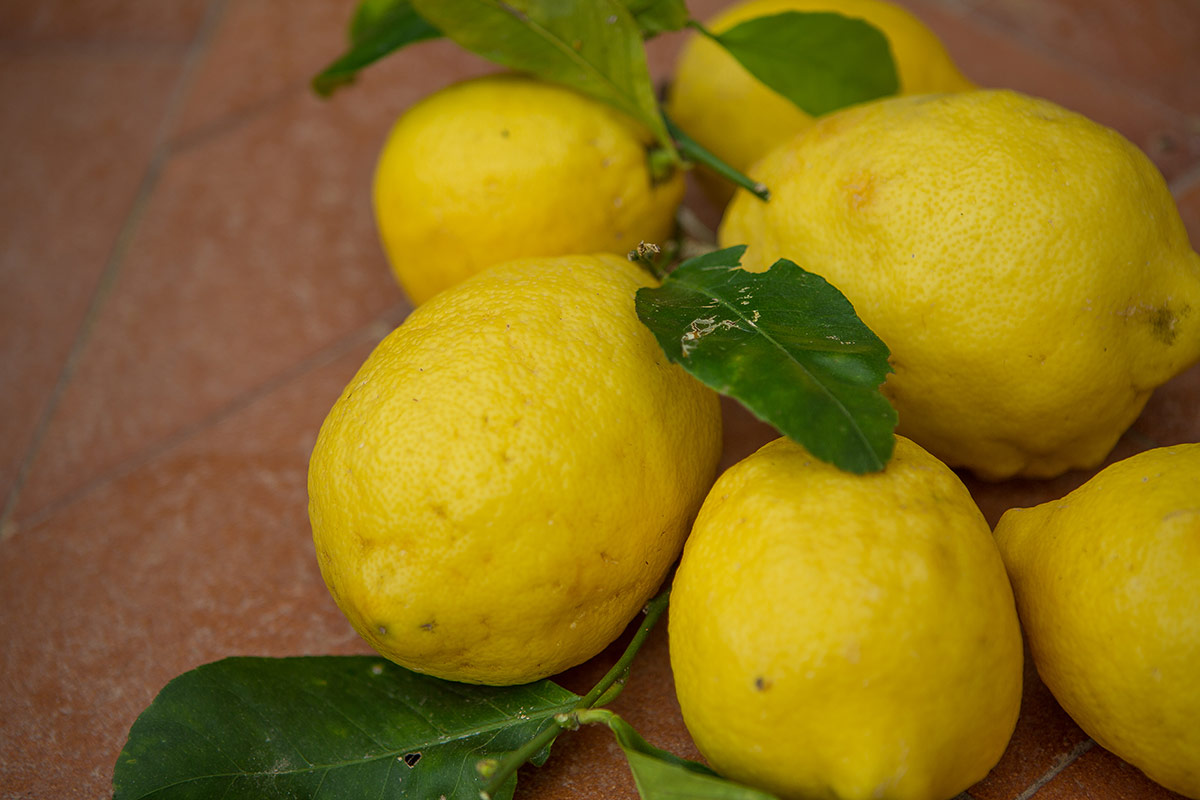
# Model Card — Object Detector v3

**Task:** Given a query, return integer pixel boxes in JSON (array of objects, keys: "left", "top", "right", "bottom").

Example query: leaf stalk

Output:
[
  {"left": 663, "top": 112, "right": 769, "bottom": 201},
  {"left": 479, "top": 587, "right": 671, "bottom": 798}
]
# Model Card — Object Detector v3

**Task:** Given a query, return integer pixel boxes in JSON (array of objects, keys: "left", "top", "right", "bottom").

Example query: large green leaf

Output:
[
  {"left": 706, "top": 11, "right": 899, "bottom": 116},
  {"left": 113, "top": 656, "right": 579, "bottom": 800},
  {"left": 312, "top": 0, "right": 442, "bottom": 97},
  {"left": 635, "top": 246, "right": 897, "bottom": 473},
  {"left": 409, "top": 0, "right": 673, "bottom": 153}
]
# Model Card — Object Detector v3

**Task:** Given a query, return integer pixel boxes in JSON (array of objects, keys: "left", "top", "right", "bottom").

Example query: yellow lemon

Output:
[
  {"left": 720, "top": 89, "right": 1200, "bottom": 480},
  {"left": 308, "top": 253, "right": 722, "bottom": 685},
  {"left": 373, "top": 73, "right": 685, "bottom": 305},
  {"left": 665, "top": 0, "right": 974, "bottom": 205},
  {"left": 994, "top": 444, "right": 1200, "bottom": 799},
  {"left": 670, "top": 435, "right": 1022, "bottom": 800}
]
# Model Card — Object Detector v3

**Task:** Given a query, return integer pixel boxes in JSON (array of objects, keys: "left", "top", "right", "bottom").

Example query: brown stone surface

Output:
[
  {"left": 11, "top": 87, "right": 408, "bottom": 523},
  {"left": 961, "top": 0, "right": 1200, "bottom": 116},
  {"left": 0, "top": 0, "right": 209, "bottom": 45},
  {"left": 1036, "top": 745, "right": 1189, "bottom": 800},
  {"left": 0, "top": 50, "right": 183, "bottom": 517},
  {"left": 2, "top": 2, "right": 1198, "bottom": 799}
]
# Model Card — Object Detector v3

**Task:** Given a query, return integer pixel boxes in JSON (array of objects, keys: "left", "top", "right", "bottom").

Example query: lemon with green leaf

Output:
[
  {"left": 308, "top": 253, "right": 722, "bottom": 685},
  {"left": 720, "top": 89, "right": 1200, "bottom": 479},
  {"left": 666, "top": 0, "right": 974, "bottom": 205},
  {"left": 373, "top": 74, "right": 684, "bottom": 304},
  {"left": 670, "top": 435, "right": 1022, "bottom": 800}
]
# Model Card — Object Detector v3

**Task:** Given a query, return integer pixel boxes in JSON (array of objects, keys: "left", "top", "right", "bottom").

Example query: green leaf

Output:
[
  {"left": 113, "top": 656, "right": 580, "bottom": 800},
  {"left": 623, "top": 0, "right": 690, "bottom": 35},
  {"left": 635, "top": 246, "right": 897, "bottom": 473},
  {"left": 350, "top": 0, "right": 414, "bottom": 43},
  {"left": 583, "top": 709, "right": 780, "bottom": 800},
  {"left": 312, "top": 0, "right": 442, "bottom": 97},
  {"left": 705, "top": 11, "right": 899, "bottom": 117},
  {"left": 409, "top": 0, "right": 674, "bottom": 155}
]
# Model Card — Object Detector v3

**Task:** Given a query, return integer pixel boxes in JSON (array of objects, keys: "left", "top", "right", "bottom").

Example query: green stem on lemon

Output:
[
  {"left": 648, "top": 144, "right": 683, "bottom": 185},
  {"left": 478, "top": 588, "right": 671, "bottom": 799},
  {"left": 663, "top": 111, "right": 770, "bottom": 202}
]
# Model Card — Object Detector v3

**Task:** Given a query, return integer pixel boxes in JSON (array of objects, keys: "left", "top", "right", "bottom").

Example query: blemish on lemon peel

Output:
[
  {"left": 1114, "top": 303, "right": 1189, "bottom": 346},
  {"left": 842, "top": 170, "right": 877, "bottom": 210}
]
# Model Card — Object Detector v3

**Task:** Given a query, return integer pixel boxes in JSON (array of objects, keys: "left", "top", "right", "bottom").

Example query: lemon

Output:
[
  {"left": 665, "top": 0, "right": 974, "bottom": 205},
  {"left": 670, "top": 435, "right": 1022, "bottom": 800},
  {"left": 373, "top": 74, "right": 685, "bottom": 305},
  {"left": 308, "top": 253, "right": 722, "bottom": 685},
  {"left": 720, "top": 89, "right": 1200, "bottom": 480},
  {"left": 994, "top": 444, "right": 1200, "bottom": 799}
]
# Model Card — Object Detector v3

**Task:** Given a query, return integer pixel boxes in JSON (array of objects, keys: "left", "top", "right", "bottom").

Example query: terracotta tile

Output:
[
  {"left": 170, "top": 0, "right": 497, "bottom": 144},
  {"left": 894, "top": 0, "right": 1200, "bottom": 184},
  {"left": 173, "top": 0, "right": 733, "bottom": 148},
  {"left": 11, "top": 87, "right": 407, "bottom": 523},
  {"left": 962, "top": 434, "right": 1147, "bottom": 528},
  {"left": 964, "top": 355, "right": 1200, "bottom": 527},
  {"left": 4, "top": 3, "right": 1195, "bottom": 800},
  {"left": 1035, "top": 744, "right": 1188, "bottom": 800},
  {"left": 0, "top": 0, "right": 209, "bottom": 46},
  {"left": 959, "top": 0, "right": 1200, "bottom": 116},
  {"left": 718, "top": 396, "right": 781, "bottom": 472},
  {"left": 1132, "top": 361, "right": 1200, "bottom": 448},
  {"left": 0, "top": 51, "right": 182, "bottom": 513},
  {"left": 0, "top": 334, "right": 381, "bottom": 798},
  {"left": 1174, "top": 169, "right": 1200, "bottom": 250},
  {"left": 968, "top": 646, "right": 1091, "bottom": 800}
]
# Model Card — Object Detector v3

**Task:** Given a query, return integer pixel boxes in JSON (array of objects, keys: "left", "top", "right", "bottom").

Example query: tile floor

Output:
[{"left": 1, "top": 1, "right": 1197, "bottom": 798}]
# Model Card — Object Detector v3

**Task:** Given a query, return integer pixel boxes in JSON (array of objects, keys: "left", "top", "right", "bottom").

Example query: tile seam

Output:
[
  {"left": 166, "top": 82, "right": 305, "bottom": 156},
  {"left": 1169, "top": 159, "right": 1200, "bottom": 196},
  {"left": 0, "top": 0, "right": 231, "bottom": 541},
  {"left": 5, "top": 306, "right": 407, "bottom": 540},
  {"left": 1014, "top": 738, "right": 1096, "bottom": 800}
]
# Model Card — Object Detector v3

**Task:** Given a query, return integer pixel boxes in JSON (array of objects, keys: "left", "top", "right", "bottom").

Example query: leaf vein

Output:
[{"left": 674, "top": 270, "right": 881, "bottom": 462}]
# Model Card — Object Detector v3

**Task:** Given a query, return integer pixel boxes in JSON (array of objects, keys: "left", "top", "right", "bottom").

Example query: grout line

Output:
[
  {"left": 0, "top": 0, "right": 230, "bottom": 542},
  {"left": 1013, "top": 739, "right": 1095, "bottom": 800},
  {"left": 6, "top": 305, "right": 407, "bottom": 540},
  {"left": 166, "top": 82, "right": 302, "bottom": 155},
  {"left": 1169, "top": 159, "right": 1200, "bottom": 197}
]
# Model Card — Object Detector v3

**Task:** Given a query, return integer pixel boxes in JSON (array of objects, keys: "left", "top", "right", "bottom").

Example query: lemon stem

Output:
[
  {"left": 478, "top": 587, "right": 671, "bottom": 799},
  {"left": 648, "top": 144, "right": 682, "bottom": 184},
  {"left": 663, "top": 112, "right": 770, "bottom": 202}
]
